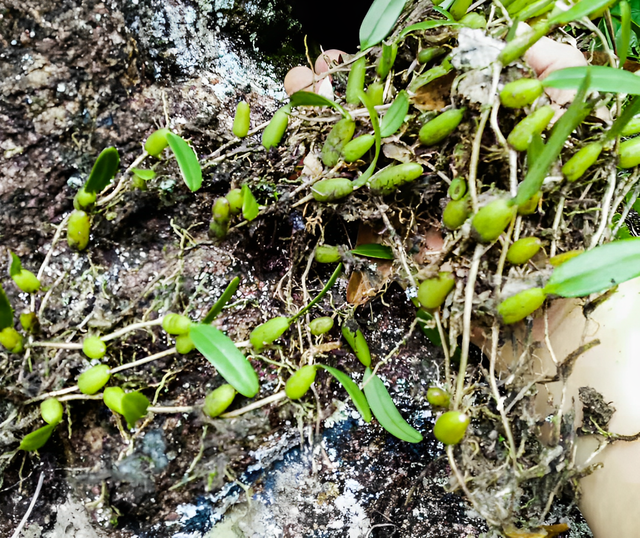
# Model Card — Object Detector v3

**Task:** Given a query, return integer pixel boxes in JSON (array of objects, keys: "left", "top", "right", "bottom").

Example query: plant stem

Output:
[
  {"left": 220, "top": 390, "right": 287, "bottom": 418},
  {"left": 109, "top": 347, "right": 176, "bottom": 374},
  {"left": 454, "top": 243, "right": 485, "bottom": 409},
  {"left": 468, "top": 108, "right": 491, "bottom": 213},
  {"left": 101, "top": 318, "right": 163, "bottom": 342}
]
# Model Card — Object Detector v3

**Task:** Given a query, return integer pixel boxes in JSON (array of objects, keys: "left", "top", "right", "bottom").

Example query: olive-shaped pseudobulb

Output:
[
  {"left": 104, "top": 386, "right": 125, "bottom": 414},
  {"left": 232, "top": 101, "right": 251, "bottom": 138},
  {"left": 309, "top": 317, "right": 334, "bottom": 335},
  {"left": 162, "top": 313, "right": 191, "bottom": 335},
  {"left": 0, "top": 327, "right": 23, "bottom": 353},
  {"left": 78, "top": 364, "right": 111, "bottom": 395},
  {"left": 285, "top": 365, "right": 318, "bottom": 400},
  {"left": 145, "top": 128, "right": 171, "bottom": 157},
  {"left": 83, "top": 336, "right": 106, "bottom": 359},
  {"left": 250, "top": 317, "right": 291, "bottom": 352},
  {"left": 418, "top": 272, "right": 455, "bottom": 310},
  {"left": 497, "top": 287, "right": 547, "bottom": 325},
  {"left": 315, "top": 245, "right": 341, "bottom": 263},
  {"left": 427, "top": 387, "right": 451, "bottom": 408},
  {"left": 40, "top": 398, "right": 64, "bottom": 425},
  {"left": 506, "top": 237, "right": 542, "bottom": 265},
  {"left": 176, "top": 333, "right": 195, "bottom": 354},
  {"left": 433, "top": 411, "right": 470, "bottom": 445},
  {"left": 472, "top": 197, "right": 517, "bottom": 242},
  {"left": 499, "top": 78, "right": 543, "bottom": 109},
  {"left": 67, "top": 210, "right": 91, "bottom": 251},
  {"left": 203, "top": 384, "right": 237, "bottom": 418},
  {"left": 12, "top": 270, "right": 40, "bottom": 294}
]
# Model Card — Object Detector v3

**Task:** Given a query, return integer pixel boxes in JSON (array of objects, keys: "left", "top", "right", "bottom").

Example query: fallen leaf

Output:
[{"left": 412, "top": 70, "right": 456, "bottom": 111}]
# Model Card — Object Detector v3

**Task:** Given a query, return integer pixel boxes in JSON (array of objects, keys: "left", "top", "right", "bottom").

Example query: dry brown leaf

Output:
[{"left": 412, "top": 70, "right": 456, "bottom": 111}]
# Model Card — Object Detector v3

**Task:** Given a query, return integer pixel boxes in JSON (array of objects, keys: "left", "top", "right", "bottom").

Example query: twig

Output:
[{"left": 10, "top": 471, "right": 44, "bottom": 538}]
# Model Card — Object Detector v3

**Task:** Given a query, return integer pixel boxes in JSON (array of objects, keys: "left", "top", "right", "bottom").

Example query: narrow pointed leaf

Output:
[
  {"left": 84, "top": 147, "right": 120, "bottom": 194},
  {"left": 202, "top": 276, "right": 240, "bottom": 324},
  {"left": 131, "top": 168, "right": 156, "bottom": 180},
  {"left": 515, "top": 70, "right": 592, "bottom": 205},
  {"left": 0, "top": 284, "right": 13, "bottom": 330},
  {"left": 549, "top": 0, "right": 615, "bottom": 24},
  {"left": 542, "top": 65, "right": 640, "bottom": 95},
  {"left": 606, "top": 95, "right": 640, "bottom": 141},
  {"left": 351, "top": 244, "right": 394, "bottom": 259},
  {"left": 363, "top": 368, "right": 423, "bottom": 443},
  {"left": 19, "top": 424, "right": 55, "bottom": 451},
  {"left": 318, "top": 365, "right": 372, "bottom": 422},
  {"left": 399, "top": 19, "right": 459, "bottom": 38},
  {"left": 416, "top": 309, "right": 442, "bottom": 346},
  {"left": 527, "top": 133, "right": 545, "bottom": 164},
  {"left": 9, "top": 252, "right": 22, "bottom": 277},
  {"left": 190, "top": 323, "right": 260, "bottom": 397},
  {"left": 241, "top": 185, "right": 259, "bottom": 221},
  {"left": 290, "top": 91, "right": 350, "bottom": 119},
  {"left": 544, "top": 238, "right": 640, "bottom": 297},
  {"left": 166, "top": 133, "right": 202, "bottom": 192},
  {"left": 353, "top": 90, "right": 382, "bottom": 188},
  {"left": 380, "top": 91, "right": 409, "bottom": 138},
  {"left": 360, "top": 0, "right": 408, "bottom": 50},
  {"left": 617, "top": 1, "right": 631, "bottom": 67},
  {"left": 291, "top": 263, "right": 343, "bottom": 321},
  {"left": 121, "top": 392, "right": 150, "bottom": 429}
]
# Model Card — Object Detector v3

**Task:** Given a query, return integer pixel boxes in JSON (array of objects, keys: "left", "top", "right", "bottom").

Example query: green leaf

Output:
[
  {"left": 166, "top": 132, "right": 203, "bottom": 192},
  {"left": 542, "top": 65, "right": 640, "bottom": 95},
  {"left": 515, "top": 69, "right": 593, "bottom": 205},
  {"left": 398, "top": 19, "right": 459, "bottom": 38},
  {"left": 408, "top": 62, "right": 452, "bottom": 93},
  {"left": 350, "top": 244, "right": 394, "bottom": 259},
  {"left": 353, "top": 90, "right": 382, "bottom": 188},
  {"left": 9, "top": 252, "right": 22, "bottom": 277},
  {"left": 84, "top": 147, "right": 120, "bottom": 194},
  {"left": 291, "top": 263, "right": 343, "bottom": 321},
  {"left": 318, "top": 365, "right": 372, "bottom": 422},
  {"left": 121, "top": 392, "right": 150, "bottom": 429},
  {"left": 549, "top": 0, "right": 615, "bottom": 24},
  {"left": 290, "top": 91, "right": 350, "bottom": 119},
  {"left": 202, "top": 276, "right": 240, "bottom": 324},
  {"left": 544, "top": 239, "right": 640, "bottom": 297},
  {"left": 432, "top": 6, "right": 456, "bottom": 20},
  {"left": 0, "top": 284, "right": 13, "bottom": 330},
  {"left": 380, "top": 91, "right": 409, "bottom": 138},
  {"left": 606, "top": 95, "right": 640, "bottom": 141},
  {"left": 617, "top": 1, "right": 632, "bottom": 67},
  {"left": 190, "top": 323, "right": 260, "bottom": 397},
  {"left": 131, "top": 168, "right": 156, "bottom": 180},
  {"left": 527, "top": 133, "right": 545, "bottom": 164},
  {"left": 241, "top": 185, "right": 259, "bottom": 221},
  {"left": 363, "top": 368, "right": 423, "bottom": 443},
  {"left": 360, "top": 0, "right": 408, "bottom": 50},
  {"left": 415, "top": 309, "right": 442, "bottom": 346},
  {"left": 19, "top": 424, "right": 55, "bottom": 451}
]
